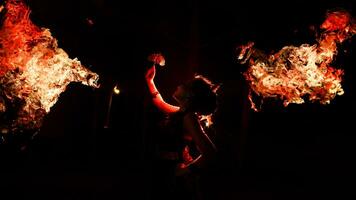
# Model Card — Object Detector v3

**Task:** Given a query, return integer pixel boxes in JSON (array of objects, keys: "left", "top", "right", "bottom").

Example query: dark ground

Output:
[{"left": 0, "top": 0, "right": 355, "bottom": 199}]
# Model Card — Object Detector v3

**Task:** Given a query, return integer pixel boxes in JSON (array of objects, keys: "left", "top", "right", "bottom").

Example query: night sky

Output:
[{"left": 1, "top": 0, "right": 355, "bottom": 199}]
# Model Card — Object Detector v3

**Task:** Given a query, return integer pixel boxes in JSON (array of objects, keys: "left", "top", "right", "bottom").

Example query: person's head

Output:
[{"left": 173, "top": 75, "right": 219, "bottom": 115}]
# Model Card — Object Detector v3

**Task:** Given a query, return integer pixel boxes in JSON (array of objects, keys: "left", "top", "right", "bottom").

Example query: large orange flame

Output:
[
  {"left": 0, "top": 0, "right": 99, "bottom": 132},
  {"left": 238, "top": 11, "right": 355, "bottom": 111}
]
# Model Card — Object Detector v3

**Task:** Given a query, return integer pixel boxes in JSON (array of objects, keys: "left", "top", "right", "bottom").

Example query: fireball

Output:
[
  {"left": 238, "top": 11, "right": 355, "bottom": 111},
  {"left": 0, "top": 0, "right": 99, "bottom": 135}
]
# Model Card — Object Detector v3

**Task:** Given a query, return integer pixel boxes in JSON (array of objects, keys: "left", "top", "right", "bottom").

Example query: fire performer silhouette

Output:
[{"left": 145, "top": 53, "right": 219, "bottom": 199}]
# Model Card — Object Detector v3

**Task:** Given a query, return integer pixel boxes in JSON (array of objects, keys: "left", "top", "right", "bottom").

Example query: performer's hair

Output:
[{"left": 184, "top": 75, "right": 220, "bottom": 115}]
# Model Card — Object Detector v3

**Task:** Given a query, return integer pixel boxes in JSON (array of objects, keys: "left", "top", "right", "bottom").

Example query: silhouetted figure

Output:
[{"left": 145, "top": 53, "right": 218, "bottom": 200}]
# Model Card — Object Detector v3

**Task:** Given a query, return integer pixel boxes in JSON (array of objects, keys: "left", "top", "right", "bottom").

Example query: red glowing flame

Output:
[
  {"left": 238, "top": 10, "right": 355, "bottom": 111},
  {"left": 0, "top": 0, "right": 99, "bottom": 133}
]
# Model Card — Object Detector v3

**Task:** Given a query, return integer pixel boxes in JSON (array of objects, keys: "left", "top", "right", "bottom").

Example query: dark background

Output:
[{"left": 0, "top": 0, "right": 355, "bottom": 199}]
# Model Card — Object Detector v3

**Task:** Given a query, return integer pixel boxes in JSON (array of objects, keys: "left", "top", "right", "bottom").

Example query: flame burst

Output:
[
  {"left": 238, "top": 11, "right": 355, "bottom": 111},
  {"left": 0, "top": 0, "right": 99, "bottom": 133}
]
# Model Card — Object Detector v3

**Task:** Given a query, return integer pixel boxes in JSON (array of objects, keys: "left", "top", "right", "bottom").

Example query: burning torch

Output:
[{"left": 147, "top": 53, "right": 166, "bottom": 67}]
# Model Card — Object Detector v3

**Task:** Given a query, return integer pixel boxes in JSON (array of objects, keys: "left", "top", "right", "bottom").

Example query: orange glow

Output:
[
  {"left": 113, "top": 84, "right": 120, "bottom": 95},
  {"left": 182, "top": 146, "right": 194, "bottom": 164},
  {"left": 0, "top": 0, "right": 99, "bottom": 131},
  {"left": 199, "top": 114, "right": 213, "bottom": 128},
  {"left": 238, "top": 11, "right": 355, "bottom": 111},
  {"left": 147, "top": 53, "right": 165, "bottom": 66}
]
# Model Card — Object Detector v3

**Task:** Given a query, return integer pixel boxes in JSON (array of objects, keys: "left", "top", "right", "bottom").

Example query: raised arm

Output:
[{"left": 145, "top": 65, "right": 180, "bottom": 114}]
